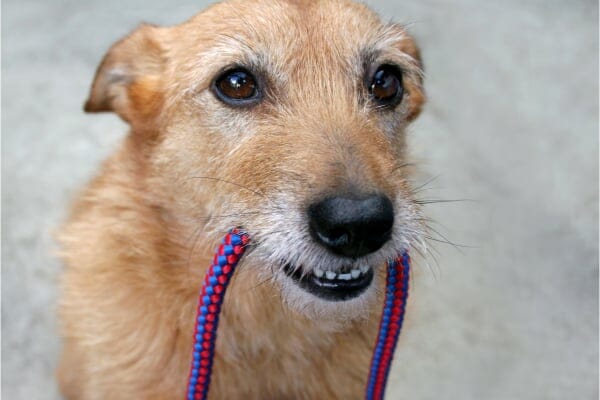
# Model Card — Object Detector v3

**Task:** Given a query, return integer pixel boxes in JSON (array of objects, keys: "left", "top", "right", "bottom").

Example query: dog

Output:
[{"left": 57, "top": 0, "right": 425, "bottom": 398}]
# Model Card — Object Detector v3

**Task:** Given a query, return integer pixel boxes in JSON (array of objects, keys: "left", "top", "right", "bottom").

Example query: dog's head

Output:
[{"left": 85, "top": 0, "right": 425, "bottom": 321}]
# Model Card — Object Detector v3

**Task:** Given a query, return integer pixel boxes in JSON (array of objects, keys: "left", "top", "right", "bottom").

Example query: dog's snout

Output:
[{"left": 307, "top": 194, "right": 394, "bottom": 258}]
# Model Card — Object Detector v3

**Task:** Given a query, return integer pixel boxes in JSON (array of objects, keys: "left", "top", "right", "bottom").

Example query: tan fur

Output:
[{"left": 57, "top": 0, "right": 425, "bottom": 398}]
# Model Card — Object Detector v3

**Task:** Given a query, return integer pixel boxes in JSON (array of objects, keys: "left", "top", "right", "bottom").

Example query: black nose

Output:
[{"left": 307, "top": 194, "right": 394, "bottom": 258}]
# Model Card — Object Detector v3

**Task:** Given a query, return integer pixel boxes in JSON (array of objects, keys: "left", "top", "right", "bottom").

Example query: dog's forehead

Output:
[
  {"left": 188, "top": 0, "right": 382, "bottom": 44},
  {"left": 170, "top": 0, "right": 413, "bottom": 86}
]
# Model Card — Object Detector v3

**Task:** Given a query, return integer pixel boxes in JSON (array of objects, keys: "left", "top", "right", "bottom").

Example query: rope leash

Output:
[
  {"left": 365, "top": 253, "right": 410, "bottom": 400},
  {"left": 186, "top": 228, "right": 410, "bottom": 400}
]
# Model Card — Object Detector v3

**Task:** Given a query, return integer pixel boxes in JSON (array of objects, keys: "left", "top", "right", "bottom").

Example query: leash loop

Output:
[{"left": 186, "top": 229, "right": 410, "bottom": 400}]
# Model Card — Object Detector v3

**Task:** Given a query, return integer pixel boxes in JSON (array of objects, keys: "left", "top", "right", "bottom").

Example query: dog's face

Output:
[{"left": 85, "top": 0, "right": 425, "bottom": 321}]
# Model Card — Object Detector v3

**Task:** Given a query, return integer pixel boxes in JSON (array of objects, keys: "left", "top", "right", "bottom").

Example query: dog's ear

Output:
[
  {"left": 393, "top": 26, "right": 426, "bottom": 122},
  {"left": 84, "top": 24, "right": 168, "bottom": 125}
]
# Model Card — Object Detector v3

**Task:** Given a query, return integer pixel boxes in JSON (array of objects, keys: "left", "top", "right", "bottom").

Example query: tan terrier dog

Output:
[{"left": 57, "top": 0, "right": 425, "bottom": 398}]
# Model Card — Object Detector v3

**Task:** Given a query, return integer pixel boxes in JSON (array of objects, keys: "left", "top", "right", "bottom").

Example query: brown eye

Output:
[
  {"left": 213, "top": 68, "right": 259, "bottom": 105},
  {"left": 369, "top": 65, "right": 403, "bottom": 107}
]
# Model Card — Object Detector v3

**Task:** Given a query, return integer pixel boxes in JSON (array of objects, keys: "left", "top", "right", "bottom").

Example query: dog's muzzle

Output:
[{"left": 282, "top": 193, "right": 394, "bottom": 301}]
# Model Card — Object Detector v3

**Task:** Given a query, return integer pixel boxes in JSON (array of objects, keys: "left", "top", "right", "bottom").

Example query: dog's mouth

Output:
[{"left": 283, "top": 263, "right": 374, "bottom": 301}]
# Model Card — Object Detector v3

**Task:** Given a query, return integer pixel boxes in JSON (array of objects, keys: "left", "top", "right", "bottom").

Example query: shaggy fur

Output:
[{"left": 57, "top": 0, "right": 426, "bottom": 398}]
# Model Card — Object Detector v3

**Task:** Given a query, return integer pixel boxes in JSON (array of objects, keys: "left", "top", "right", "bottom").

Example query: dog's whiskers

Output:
[
  {"left": 413, "top": 198, "right": 474, "bottom": 205},
  {"left": 409, "top": 174, "right": 442, "bottom": 196},
  {"left": 389, "top": 161, "right": 415, "bottom": 175}
]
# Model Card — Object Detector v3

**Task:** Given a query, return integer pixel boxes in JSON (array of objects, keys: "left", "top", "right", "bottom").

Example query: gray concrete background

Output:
[{"left": 2, "top": 0, "right": 598, "bottom": 399}]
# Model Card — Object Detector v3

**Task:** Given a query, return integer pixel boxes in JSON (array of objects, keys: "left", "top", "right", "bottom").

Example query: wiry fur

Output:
[{"left": 57, "top": 0, "right": 426, "bottom": 398}]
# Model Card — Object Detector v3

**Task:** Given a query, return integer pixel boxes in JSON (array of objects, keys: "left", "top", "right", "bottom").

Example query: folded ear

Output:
[
  {"left": 389, "top": 25, "right": 426, "bottom": 122},
  {"left": 84, "top": 24, "right": 168, "bottom": 125}
]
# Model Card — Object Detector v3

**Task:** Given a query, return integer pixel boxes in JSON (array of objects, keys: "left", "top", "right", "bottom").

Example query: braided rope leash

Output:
[
  {"left": 186, "top": 229, "right": 250, "bottom": 400},
  {"left": 365, "top": 253, "right": 410, "bottom": 400},
  {"left": 186, "top": 229, "right": 410, "bottom": 400}
]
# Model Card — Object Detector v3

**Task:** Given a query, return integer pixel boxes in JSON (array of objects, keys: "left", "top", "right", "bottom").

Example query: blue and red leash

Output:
[
  {"left": 365, "top": 253, "right": 410, "bottom": 400},
  {"left": 186, "top": 229, "right": 410, "bottom": 400}
]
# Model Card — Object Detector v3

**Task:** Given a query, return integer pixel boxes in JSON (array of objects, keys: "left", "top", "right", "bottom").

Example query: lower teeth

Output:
[{"left": 313, "top": 267, "right": 369, "bottom": 280}]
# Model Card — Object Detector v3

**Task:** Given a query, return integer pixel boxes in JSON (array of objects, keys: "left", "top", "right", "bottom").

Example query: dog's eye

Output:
[
  {"left": 369, "top": 65, "right": 403, "bottom": 107},
  {"left": 214, "top": 69, "right": 258, "bottom": 104}
]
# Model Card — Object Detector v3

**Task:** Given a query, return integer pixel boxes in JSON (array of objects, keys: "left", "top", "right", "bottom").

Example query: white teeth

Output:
[
  {"left": 311, "top": 266, "right": 369, "bottom": 281},
  {"left": 338, "top": 273, "right": 352, "bottom": 281}
]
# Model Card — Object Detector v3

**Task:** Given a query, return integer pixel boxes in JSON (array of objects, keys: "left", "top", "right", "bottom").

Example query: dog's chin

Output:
[{"left": 275, "top": 262, "right": 383, "bottom": 325}]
